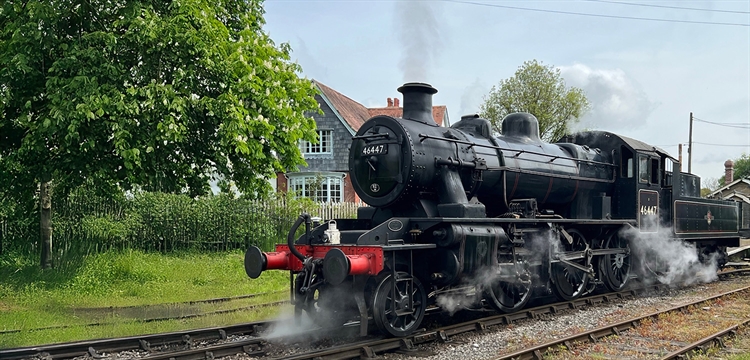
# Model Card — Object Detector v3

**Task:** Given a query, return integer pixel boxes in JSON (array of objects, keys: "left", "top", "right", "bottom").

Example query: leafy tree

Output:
[
  {"left": 479, "top": 60, "right": 590, "bottom": 142},
  {"left": 0, "top": 0, "right": 319, "bottom": 267},
  {"left": 719, "top": 153, "right": 750, "bottom": 186},
  {"left": 700, "top": 177, "right": 721, "bottom": 197}
]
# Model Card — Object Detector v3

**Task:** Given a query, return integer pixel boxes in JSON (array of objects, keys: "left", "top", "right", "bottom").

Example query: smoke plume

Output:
[{"left": 395, "top": 1, "right": 443, "bottom": 82}]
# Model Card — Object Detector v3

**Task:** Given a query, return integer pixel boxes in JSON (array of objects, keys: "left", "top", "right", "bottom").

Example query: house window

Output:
[
  {"left": 289, "top": 173, "right": 343, "bottom": 202},
  {"left": 300, "top": 130, "right": 332, "bottom": 155}
]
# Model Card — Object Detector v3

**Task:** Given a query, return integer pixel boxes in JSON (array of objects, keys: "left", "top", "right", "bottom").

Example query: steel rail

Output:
[
  {"left": 273, "top": 269, "right": 750, "bottom": 360},
  {"left": 3, "top": 269, "right": 747, "bottom": 360},
  {"left": 0, "top": 300, "right": 288, "bottom": 335},
  {"left": 271, "top": 285, "right": 665, "bottom": 360},
  {"left": 0, "top": 320, "right": 273, "bottom": 360},
  {"left": 139, "top": 337, "right": 267, "bottom": 360},
  {"left": 659, "top": 318, "right": 750, "bottom": 359},
  {"left": 493, "top": 284, "right": 750, "bottom": 360}
]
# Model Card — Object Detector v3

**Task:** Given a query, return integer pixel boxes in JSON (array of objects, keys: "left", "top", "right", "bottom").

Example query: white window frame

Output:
[
  {"left": 288, "top": 172, "right": 344, "bottom": 203},
  {"left": 300, "top": 129, "right": 333, "bottom": 156}
]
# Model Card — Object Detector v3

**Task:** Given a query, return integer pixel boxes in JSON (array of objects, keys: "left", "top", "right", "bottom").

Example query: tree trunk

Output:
[{"left": 40, "top": 181, "right": 53, "bottom": 269}]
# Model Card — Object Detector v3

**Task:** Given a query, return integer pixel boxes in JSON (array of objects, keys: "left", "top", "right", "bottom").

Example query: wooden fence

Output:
[{"left": 0, "top": 194, "right": 365, "bottom": 268}]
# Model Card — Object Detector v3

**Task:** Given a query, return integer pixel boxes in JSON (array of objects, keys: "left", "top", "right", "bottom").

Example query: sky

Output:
[{"left": 262, "top": 0, "right": 750, "bottom": 184}]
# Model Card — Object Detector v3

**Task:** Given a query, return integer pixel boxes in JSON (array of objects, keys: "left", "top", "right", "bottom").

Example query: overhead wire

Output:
[
  {"left": 271, "top": 0, "right": 750, "bottom": 27},
  {"left": 442, "top": 0, "right": 750, "bottom": 27},
  {"left": 680, "top": 115, "right": 750, "bottom": 147},
  {"left": 693, "top": 117, "right": 750, "bottom": 129},
  {"left": 655, "top": 143, "right": 749, "bottom": 148},
  {"left": 693, "top": 142, "right": 750, "bottom": 148},
  {"left": 582, "top": 0, "right": 750, "bottom": 15}
]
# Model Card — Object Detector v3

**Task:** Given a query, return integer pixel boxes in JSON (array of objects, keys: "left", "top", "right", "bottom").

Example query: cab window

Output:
[
  {"left": 650, "top": 158, "right": 659, "bottom": 184},
  {"left": 638, "top": 155, "right": 649, "bottom": 183},
  {"left": 621, "top": 146, "right": 634, "bottom": 178}
]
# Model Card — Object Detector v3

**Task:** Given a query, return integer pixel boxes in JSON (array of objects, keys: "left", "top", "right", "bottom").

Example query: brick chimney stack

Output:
[
  {"left": 725, "top": 159, "right": 734, "bottom": 183},
  {"left": 387, "top": 98, "right": 393, "bottom": 107},
  {"left": 394, "top": 98, "right": 400, "bottom": 107}
]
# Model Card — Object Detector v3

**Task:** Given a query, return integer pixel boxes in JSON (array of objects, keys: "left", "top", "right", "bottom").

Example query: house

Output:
[
  {"left": 706, "top": 160, "right": 750, "bottom": 230},
  {"left": 276, "top": 80, "right": 449, "bottom": 203}
]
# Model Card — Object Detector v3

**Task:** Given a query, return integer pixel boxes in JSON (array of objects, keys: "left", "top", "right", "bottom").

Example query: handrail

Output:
[{"left": 418, "top": 133, "right": 616, "bottom": 168}]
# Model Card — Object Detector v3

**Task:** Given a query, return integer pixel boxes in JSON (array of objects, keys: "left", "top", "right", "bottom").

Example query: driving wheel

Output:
[
  {"left": 551, "top": 228, "right": 590, "bottom": 301},
  {"left": 484, "top": 253, "right": 532, "bottom": 313},
  {"left": 371, "top": 271, "right": 427, "bottom": 337},
  {"left": 598, "top": 230, "right": 631, "bottom": 292}
]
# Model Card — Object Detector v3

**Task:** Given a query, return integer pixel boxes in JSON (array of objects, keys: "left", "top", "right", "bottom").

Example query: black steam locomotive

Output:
[{"left": 244, "top": 83, "right": 742, "bottom": 337}]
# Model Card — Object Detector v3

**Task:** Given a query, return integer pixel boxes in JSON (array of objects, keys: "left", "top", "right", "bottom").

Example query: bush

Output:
[{"left": 0, "top": 187, "right": 353, "bottom": 267}]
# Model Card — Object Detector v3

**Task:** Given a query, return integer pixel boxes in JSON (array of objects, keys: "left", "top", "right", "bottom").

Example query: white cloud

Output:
[{"left": 559, "top": 64, "right": 659, "bottom": 132}]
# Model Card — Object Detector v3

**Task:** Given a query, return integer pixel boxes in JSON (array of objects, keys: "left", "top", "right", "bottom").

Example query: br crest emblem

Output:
[{"left": 704, "top": 210, "right": 714, "bottom": 226}]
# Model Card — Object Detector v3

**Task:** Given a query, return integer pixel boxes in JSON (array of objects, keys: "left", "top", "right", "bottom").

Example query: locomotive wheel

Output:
[
  {"left": 371, "top": 271, "right": 427, "bottom": 337},
  {"left": 598, "top": 231, "right": 631, "bottom": 292},
  {"left": 296, "top": 274, "right": 355, "bottom": 328},
  {"left": 551, "top": 229, "right": 590, "bottom": 301},
  {"left": 484, "top": 257, "right": 532, "bottom": 313}
]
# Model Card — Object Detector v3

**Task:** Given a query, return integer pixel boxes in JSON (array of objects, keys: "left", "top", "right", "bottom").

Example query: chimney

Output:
[
  {"left": 387, "top": 98, "right": 393, "bottom": 107},
  {"left": 397, "top": 82, "right": 438, "bottom": 126},
  {"left": 725, "top": 159, "right": 734, "bottom": 183},
  {"left": 394, "top": 98, "right": 400, "bottom": 107}
]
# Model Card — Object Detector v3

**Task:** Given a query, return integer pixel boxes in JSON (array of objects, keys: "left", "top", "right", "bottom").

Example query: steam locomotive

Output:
[{"left": 244, "top": 83, "right": 742, "bottom": 337}]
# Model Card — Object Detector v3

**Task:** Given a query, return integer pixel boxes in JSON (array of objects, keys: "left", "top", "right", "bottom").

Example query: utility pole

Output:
[
  {"left": 678, "top": 143, "right": 683, "bottom": 172},
  {"left": 688, "top": 112, "right": 693, "bottom": 174}
]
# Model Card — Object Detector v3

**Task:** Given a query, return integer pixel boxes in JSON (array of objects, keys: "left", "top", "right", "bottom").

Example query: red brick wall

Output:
[
  {"left": 276, "top": 172, "right": 287, "bottom": 193},
  {"left": 343, "top": 173, "right": 360, "bottom": 203}
]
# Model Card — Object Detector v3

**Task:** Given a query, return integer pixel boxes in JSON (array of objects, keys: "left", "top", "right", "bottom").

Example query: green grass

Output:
[{"left": 0, "top": 249, "right": 289, "bottom": 349}]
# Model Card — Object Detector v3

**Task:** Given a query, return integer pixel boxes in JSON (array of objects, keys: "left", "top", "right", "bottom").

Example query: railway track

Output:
[
  {"left": 0, "top": 300, "right": 288, "bottom": 336},
  {"left": 494, "top": 285, "right": 750, "bottom": 359},
  {"left": 3, "top": 269, "right": 748, "bottom": 360},
  {"left": 0, "top": 320, "right": 275, "bottom": 360}
]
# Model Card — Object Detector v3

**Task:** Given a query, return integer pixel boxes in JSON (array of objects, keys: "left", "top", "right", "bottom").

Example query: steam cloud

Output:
[
  {"left": 435, "top": 231, "right": 552, "bottom": 314},
  {"left": 434, "top": 222, "right": 722, "bottom": 314},
  {"left": 559, "top": 64, "right": 658, "bottom": 132},
  {"left": 621, "top": 219, "right": 720, "bottom": 286},
  {"left": 266, "top": 310, "right": 318, "bottom": 340},
  {"left": 396, "top": 1, "right": 443, "bottom": 82},
  {"left": 460, "top": 78, "right": 488, "bottom": 116}
]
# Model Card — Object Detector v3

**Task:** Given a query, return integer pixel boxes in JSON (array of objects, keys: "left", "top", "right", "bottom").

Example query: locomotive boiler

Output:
[{"left": 244, "top": 82, "right": 742, "bottom": 337}]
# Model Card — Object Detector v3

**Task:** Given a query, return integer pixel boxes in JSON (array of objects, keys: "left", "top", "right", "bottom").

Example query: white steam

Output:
[
  {"left": 460, "top": 78, "right": 488, "bottom": 116},
  {"left": 434, "top": 222, "right": 721, "bottom": 315},
  {"left": 434, "top": 231, "right": 553, "bottom": 314},
  {"left": 396, "top": 1, "right": 443, "bottom": 82},
  {"left": 559, "top": 64, "right": 658, "bottom": 132},
  {"left": 265, "top": 308, "right": 319, "bottom": 340},
  {"left": 435, "top": 267, "right": 500, "bottom": 315},
  {"left": 621, "top": 220, "right": 719, "bottom": 286}
]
